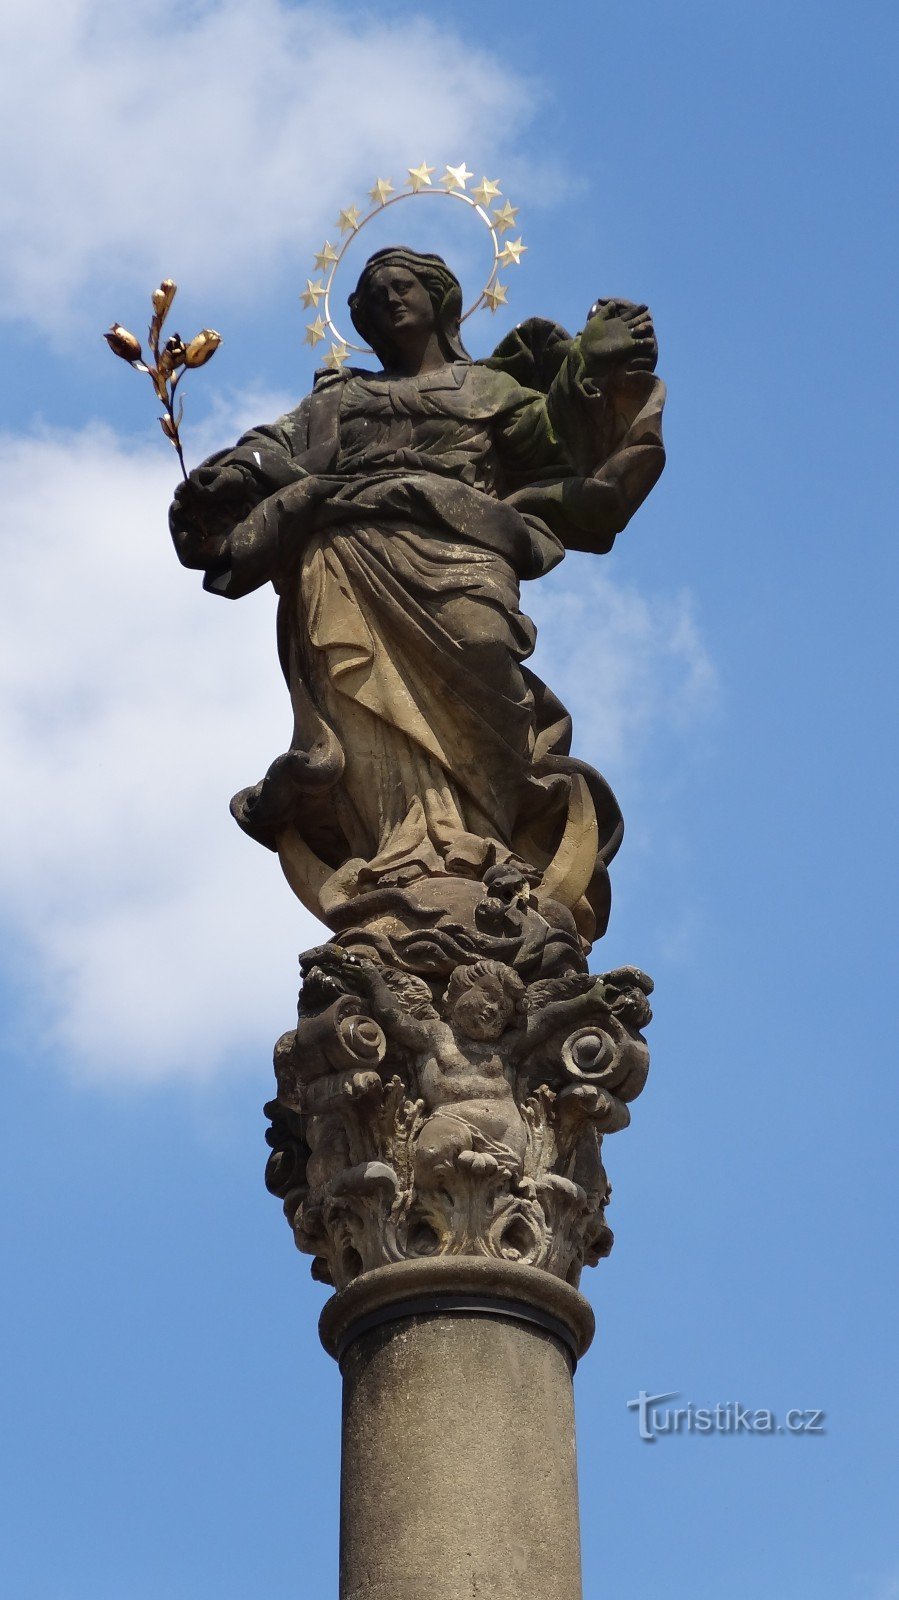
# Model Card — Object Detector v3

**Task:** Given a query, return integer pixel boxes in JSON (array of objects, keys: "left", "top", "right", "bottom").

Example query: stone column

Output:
[
  {"left": 320, "top": 1258, "right": 594, "bottom": 1600},
  {"left": 264, "top": 922, "right": 653, "bottom": 1596}
]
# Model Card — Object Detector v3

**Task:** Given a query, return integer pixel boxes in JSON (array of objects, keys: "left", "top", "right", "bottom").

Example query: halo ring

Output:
[{"left": 302, "top": 172, "right": 522, "bottom": 365}]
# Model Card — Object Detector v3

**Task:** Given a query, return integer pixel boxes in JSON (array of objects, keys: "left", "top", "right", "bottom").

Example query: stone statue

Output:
[
  {"left": 169, "top": 245, "right": 665, "bottom": 1287},
  {"left": 170, "top": 247, "right": 664, "bottom": 944}
]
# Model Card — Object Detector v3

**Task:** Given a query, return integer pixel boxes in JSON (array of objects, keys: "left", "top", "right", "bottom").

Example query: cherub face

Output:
[{"left": 450, "top": 974, "right": 515, "bottom": 1042}]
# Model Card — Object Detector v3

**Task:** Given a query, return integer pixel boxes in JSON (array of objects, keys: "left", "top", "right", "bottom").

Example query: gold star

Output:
[
  {"left": 498, "top": 236, "right": 527, "bottom": 267},
  {"left": 491, "top": 201, "right": 519, "bottom": 236},
  {"left": 300, "top": 278, "right": 326, "bottom": 309},
  {"left": 472, "top": 176, "right": 501, "bottom": 208},
  {"left": 369, "top": 177, "right": 394, "bottom": 206},
  {"left": 304, "top": 315, "right": 327, "bottom": 347},
  {"left": 407, "top": 161, "right": 435, "bottom": 191},
  {"left": 323, "top": 341, "right": 350, "bottom": 370},
  {"left": 336, "top": 206, "right": 361, "bottom": 235},
  {"left": 313, "top": 241, "right": 339, "bottom": 272},
  {"left": 440, "top": 162, "right": 473, "bottom": 190},
  {"left": 483, "top": 281, "right": 508, "bottom": 313}
]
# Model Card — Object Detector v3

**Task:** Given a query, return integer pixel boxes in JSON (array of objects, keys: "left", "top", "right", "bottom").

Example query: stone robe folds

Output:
[{"left": 170, "top": 313, "right": 665, "bottom": 942}]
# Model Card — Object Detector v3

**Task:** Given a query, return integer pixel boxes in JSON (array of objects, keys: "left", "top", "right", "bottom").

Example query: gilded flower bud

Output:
[
  {"left": 104, "top": 324, "right": 143, "bottom": 363},
  {"left": 159, "top": 414, "right": 179, "bottom": 443},
  {"left": 158, "top": 333, "right": 188, "bottom": 378},
  {"left": 151, "top": 279, "right": 177, "bottom": 318},
  {"left": 184, "top": 329, "right": 222, "bottom": 367}
]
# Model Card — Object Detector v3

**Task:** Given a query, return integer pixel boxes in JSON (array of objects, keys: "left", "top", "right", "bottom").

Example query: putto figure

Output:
[{"left": 170, "top": 246, "right": 665, "bottom": 949}]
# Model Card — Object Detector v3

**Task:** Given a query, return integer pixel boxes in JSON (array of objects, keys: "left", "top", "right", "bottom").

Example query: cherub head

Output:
[{"left": 443, "top": 960, "right": 526, "bottom": 1042}]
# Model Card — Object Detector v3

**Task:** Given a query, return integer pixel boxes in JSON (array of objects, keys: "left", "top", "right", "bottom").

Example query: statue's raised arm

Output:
[{"left": 483, "top": 296, "right": 665, "bottom": 555}]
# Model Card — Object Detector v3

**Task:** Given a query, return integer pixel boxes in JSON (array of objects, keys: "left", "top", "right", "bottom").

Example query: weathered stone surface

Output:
[
  {"left": 318, "top": 1256, "right": 596, "bottom": 1362},
  {"left": 265, "top": 907, "right": 651, "bottom": 1289},
  {"left": 329, "top": 1259, "right": 591, "bottom": 1600}
]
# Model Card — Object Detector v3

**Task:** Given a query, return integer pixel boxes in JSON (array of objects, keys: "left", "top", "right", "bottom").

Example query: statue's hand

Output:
[
  {"left": 175, "top": 462, "right": 252, "bottom": 515},
  {"left": 169, "top": 465, "right": 252, "bottom": 569},
  {"left": 583, "top": 298, "right": 658, "bottom": 374}
]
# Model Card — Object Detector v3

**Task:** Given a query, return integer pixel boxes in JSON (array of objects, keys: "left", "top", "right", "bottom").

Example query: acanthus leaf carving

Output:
[{"left": 265, "top": 905, "right": 652, "bottom": 1290}]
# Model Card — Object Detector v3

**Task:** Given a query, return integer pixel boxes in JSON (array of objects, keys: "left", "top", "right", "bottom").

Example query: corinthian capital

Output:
[{"left": 265, "top": 937, "right": 652, "bottom": 1290}]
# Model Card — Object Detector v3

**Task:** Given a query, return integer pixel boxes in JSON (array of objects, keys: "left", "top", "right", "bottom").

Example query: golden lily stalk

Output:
[{"left": 103, "top": 279, "right": 221, "bottom": 481}]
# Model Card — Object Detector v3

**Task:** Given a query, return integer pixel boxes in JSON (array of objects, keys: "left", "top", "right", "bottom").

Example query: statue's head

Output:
[
  {"left": 348, "top": 247, "right": 469, "bottom": 368},
  {"left": 443, "top": 959, "right": 526, "bottom": 1042}
]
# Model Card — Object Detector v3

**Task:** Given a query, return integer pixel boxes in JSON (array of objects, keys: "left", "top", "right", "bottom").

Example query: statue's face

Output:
[
  {"left": 365, "top": 265, "right": 435, "bottom": 350},
  {"left": 452, "top": 975, "right": 515, "bottom": 1042}
]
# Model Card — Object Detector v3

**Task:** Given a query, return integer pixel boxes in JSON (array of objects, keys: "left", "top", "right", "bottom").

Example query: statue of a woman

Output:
[{"left": 169, "top": 247, "right": 665, "bottom": 948}]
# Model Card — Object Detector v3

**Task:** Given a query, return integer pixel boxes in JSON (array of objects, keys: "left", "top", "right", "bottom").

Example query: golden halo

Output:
[{"left": 300, "top": 162, "right": 527, "bottom": 369}]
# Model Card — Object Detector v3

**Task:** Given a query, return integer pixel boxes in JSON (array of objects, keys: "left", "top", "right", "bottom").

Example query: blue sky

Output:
[{"left": 1, "top": 0, "right": 896, "bottom": 1595}]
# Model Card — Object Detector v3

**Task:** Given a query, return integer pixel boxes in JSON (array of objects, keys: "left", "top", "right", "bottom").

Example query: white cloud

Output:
[
  {"left": 0, "top": 419, "right": 714, "bottom": 1088},
  {"left": 873, "top": 1573, "right": 899, "bottom": 1600},
  {"left": 527, "top": 552, "right": 717, "bottom": 779},
  {"left": 0, "top": 0, "right": 536, "bottom": 334},
  {"left": 0, "top": 417, "right": 325, "bottom": 1085}
]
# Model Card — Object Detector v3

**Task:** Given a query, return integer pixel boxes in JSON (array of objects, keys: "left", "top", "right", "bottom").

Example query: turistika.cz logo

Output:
[{"left": 627, "top": 1391, "right": 826, "bottom": 1442}]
